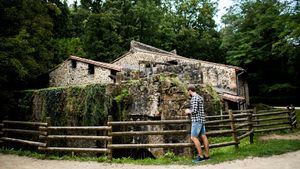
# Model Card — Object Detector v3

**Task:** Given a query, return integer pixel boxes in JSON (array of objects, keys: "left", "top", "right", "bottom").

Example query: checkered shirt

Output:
[{"left": 190, "top": 93, "right": 205, "bottom": 123}]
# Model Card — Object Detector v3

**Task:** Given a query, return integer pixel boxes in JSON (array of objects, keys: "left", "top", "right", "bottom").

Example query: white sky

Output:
[
  {"left": 215, "top": 0, "right": 234, "bottom": 27},
  {"left": 66, "top": 0, "right": 234, "bottom": 27}
]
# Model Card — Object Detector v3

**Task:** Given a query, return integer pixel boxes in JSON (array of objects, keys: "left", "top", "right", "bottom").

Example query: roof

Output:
[
  {"left": 111, "top": 41, "right": 245, "bottom": 72},
  {"left": 70, "top": 56, "right": 122, "bottom": 71},
  {"left": 222, "top": 93, "right": 245, "bottom": 103}
]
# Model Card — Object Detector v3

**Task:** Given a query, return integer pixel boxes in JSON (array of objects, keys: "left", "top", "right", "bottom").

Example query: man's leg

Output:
[
  {"left": 200, "top": 134, "right": 209, "bottom": 157},
  {"left": 191, "top": 136, "right": 204, "bottom": 158}
]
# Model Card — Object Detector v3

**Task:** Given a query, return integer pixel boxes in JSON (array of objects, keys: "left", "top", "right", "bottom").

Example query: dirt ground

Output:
[{"left": 0, "top": 150, "right": 300, "bottom": 169}]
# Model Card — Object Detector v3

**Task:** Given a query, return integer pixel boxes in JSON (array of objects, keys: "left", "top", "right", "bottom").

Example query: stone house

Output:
[
  {"left": 112, "top": 41, "right": 249, "bottom": 109},
  {"left": 49, "top": 41, "right": 249, "bottom": 109},
  {"left": 49, "top": 56, "right": 122, "bottom": 87}
]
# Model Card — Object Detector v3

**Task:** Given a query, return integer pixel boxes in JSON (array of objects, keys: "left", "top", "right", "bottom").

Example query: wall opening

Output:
[
  {"left": 88, "top": 64, "right": 95, "bottom": 74},
  {"left": 71, "top": 60, "right": 77, "bottom": 68}
]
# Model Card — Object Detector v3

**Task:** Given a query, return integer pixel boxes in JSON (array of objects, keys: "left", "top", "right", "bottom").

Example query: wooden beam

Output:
[
  {"left": 110, "top": 130, "right": 189, "bottom": 136},
  {"left": 254, "top": 126, "right": 291, "bottom": 133},
  {"left": 2, "top": 128, "right": 47, "bottom": 135},
  {"left": 1, "top": 137, "right": 46, "bottom": 147},
  {"left": 47, "top": 126, "right": 112, "bottom": 131},
  {"left": 40, "top": 135, "right": 112, "bottom": 140},
  {"left": 38, "top": 147, "right": 109, "bottom": 153},
  {"left": 108, "top": 119, "right": 190, "bottom": 126},
  {"left": 253, "top": 111, "right": 288, "bottom": 117},
  {"left": 253, "top": 122, "right": 289, "bottom": 128},
  {"left": 3, "top": 120, "right": 47, "bottom": 126},
  {"left": 252, "top": 116, "right": 288, "bottom": 122}
]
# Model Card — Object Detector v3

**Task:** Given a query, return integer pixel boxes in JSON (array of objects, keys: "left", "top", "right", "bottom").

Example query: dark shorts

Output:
[{"left": 191, "top": 121, "right": 206, "bottom": 137}]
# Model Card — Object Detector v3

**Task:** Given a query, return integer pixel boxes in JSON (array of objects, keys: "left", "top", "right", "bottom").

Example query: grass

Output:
[
  {"left": 1, "top": 137, "right": 300, "bottom": 165},
  {"left": 1, "top": 110, "right": 299, "bottom": 165}
]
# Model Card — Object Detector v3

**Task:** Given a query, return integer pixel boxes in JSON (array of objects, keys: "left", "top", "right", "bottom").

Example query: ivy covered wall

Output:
[{"left": 15, "top": 84, "right": 111, "bottom": 126}]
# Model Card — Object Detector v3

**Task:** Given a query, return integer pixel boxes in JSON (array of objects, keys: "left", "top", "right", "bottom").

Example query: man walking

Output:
[{"left": 185, "top": 84, "right": 209, "bottom": 163}]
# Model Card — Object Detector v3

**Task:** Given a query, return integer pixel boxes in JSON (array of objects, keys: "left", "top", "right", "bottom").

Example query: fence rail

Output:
[{"left": 0, "top": 107, "right": 297, "bottom": 160}]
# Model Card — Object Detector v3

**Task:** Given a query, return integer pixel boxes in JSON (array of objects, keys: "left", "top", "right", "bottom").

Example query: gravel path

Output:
[{"left": 1, "top": 150, "right": 300, "bottom": 169}]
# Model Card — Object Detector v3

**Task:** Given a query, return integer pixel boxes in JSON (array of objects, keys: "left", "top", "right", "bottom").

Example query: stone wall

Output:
[
  {"left": 113, "top": 51, "right": 241, "bottom": 96},
  {"left": 113, "top": 51, "right": 197, "bottom": 70},
  {"left": 49, "top": 60, "right": 114, "bottom": 87},
  {"left": 200, "top": 62, "right": 238, "bottom": 95}
]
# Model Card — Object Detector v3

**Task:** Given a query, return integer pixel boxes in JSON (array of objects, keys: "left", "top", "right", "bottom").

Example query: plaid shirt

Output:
[{"left": 190, "top": 93, "right": 205, "bottom": 123}]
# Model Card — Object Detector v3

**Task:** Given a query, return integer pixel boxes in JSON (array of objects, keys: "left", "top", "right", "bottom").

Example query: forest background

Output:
[{"left": 0, "top": 0, "right": 299, "bottom": 115}]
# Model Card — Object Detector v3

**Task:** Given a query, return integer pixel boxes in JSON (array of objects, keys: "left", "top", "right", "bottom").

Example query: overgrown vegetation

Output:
[{"left": 15, "top": 84, "right": 110, "bottom": 126}]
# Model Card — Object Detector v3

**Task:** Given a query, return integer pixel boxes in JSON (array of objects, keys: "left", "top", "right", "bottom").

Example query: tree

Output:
[{"left": 221, "top": 0, "right": 300, "bottom": 104}]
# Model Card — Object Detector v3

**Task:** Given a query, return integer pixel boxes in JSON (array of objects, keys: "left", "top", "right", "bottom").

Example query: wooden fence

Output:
[
  {"left": 0, "top": 108, "right": 297, "bottom": 160},
  {"left": 0, "top": 120, "right": 47, "bottom": 147}
]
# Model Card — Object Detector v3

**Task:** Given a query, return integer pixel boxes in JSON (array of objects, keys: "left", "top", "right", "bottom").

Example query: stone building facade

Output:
[
  {"left": 112, "top": 41, "right": 249, "bottom": 109},
  {"left": 49, "top": 56, "right": 122, "bottom": 87}
]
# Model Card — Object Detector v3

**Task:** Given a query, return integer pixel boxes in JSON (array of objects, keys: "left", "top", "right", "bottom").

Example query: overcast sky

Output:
[{"left": 66, "top": 0, "right": 234, "bottom": 27}]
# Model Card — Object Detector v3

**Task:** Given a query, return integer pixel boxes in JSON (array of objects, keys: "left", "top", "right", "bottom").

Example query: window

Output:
[
  {"left": 167, "top": 60, "right": 178, "bottom": 65},
  {"left": 71, "top": 60, "right": 77, "bottom": 68},
  {"left": 88, "top": 64, "right": 94, "bottom": 74}
]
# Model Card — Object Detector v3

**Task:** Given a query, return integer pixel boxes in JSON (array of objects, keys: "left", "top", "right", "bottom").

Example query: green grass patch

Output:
[{"left": 1, "top": 137, "right": 300, "bottom": 165}]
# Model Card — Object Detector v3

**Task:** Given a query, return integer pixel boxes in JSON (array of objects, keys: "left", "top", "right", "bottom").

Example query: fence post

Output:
[
  {"left": 228, "top": 110, "right": 239, "bottom": 148},
  {"left": 45, "top": 117, "right": 51, "bottom": 148},
  {"left": 248, "top": 108, "right": 254, "bottom": 144},
  {"left": 186, "top": 122, "right": 193, "bottom": 158},
  {"left": 107, "top": 115, "right": 112, "bottom": 161},
  {"left": 287, "top": 107, "right": 293, "bottom": 131},
  {"left": 287, "top": 105, "right": 297, "bottom": 129}
]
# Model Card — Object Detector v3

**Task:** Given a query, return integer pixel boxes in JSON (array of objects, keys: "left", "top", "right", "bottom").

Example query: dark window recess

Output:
[
  {"left": 110, "top": 70, "right": 118, "bottom": 83},
  {"left": 145, "top": 63, "right": 151, "bottom": 68},
  {"left": 111, "top": 70, "right": 117, "bottom": 76},
  {"left": 71, "top": 60, "right": 77, "bottom": 68},
  {"left": 167, "top": 60, "right": 178, "bottom": 65},
  {"left": 88, "top": 64, "right": 95, "bottom": 74}
]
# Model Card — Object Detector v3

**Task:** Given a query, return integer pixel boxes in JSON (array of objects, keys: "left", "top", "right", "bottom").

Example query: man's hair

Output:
[{"left": 188, "top": 84, "right": 196, "bottom": 92}]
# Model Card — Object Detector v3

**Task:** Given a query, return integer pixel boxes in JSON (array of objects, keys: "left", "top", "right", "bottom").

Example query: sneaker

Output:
[
  {"left": 192, "top": 155, "right": 204, "bottom": 163},
  {"left": 204, "top": 156, "right": 210, "bottom": 160}
]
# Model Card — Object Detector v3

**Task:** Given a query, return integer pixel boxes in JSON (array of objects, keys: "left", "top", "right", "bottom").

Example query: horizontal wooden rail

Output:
[
  {"left": 252, "top": 116, "right": 288, "bottom": 122},
  {"left": 206, "top": 130, "right": 234, "bottom": 136},
  {"left": 205, "top": 115, "right": 230, "bottom": 119},
  {"left": 206, "top": 124, "right": 231, "bottom": 129},
  {"left": 233, "top": 113, "right": 251, "bottom": 118},
  {"left": 108, "top": 143, "right": 193, "bottom": 149},
  {"left": 2, "top": 128, "right": 47, "bottom": 135},
  {"left": 110, "top": 130, "right": 188, "bottom": 136},
  {"left": 234, "top": 118, "right": 248, "bottom": 122},
  {"left": 1, "top": 137, "right": 46, "bottom": 147},
  {"left": 108, "top": 119, "right": 189, "bottom": 126},
  {"left": 41, "top": 126, "right": 111, "bottom": 131},
  {"left": 236, "top": 129, "right": 249, "bottom": 132},
  {"left": 257, "top": 109, "right": 285, "bottom": 113},
  {"left": 224, "top": 109, "right": 253, "bottom": 114},
  {"left": 253, "top": 122, "right": 289, "bottom": 128},
  {"left": 236, "top": 123, "right": 250, "bottom": 129},
  {"left": 205, "top": 119, "right": 232, "bottom": 125},
  {"left": 38, "top": 147, "right": 109, "bottom": 153},
  {"left": 208, "top": 141, "right": 239, "bottom": 148},
  {"left": 252, "top": 111, "right": 288, "bottom": 117},
  {"left": 237, "top": 130, "right": 253, "bottom": 140},
  {"left": 254, "top": 126, "right": 291, "bottom": 133},
  {"left": 40, "top": 135, "right": 112, "bottom": 140},
  {"left": 3, "top": 120, "right": 47, "bottom": 126},
  {"left": 0, "top": 123, "right": 3, "bottom": 127},
  {"left": 108, "top": 141, "right": 238, "bottom": 149}
]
